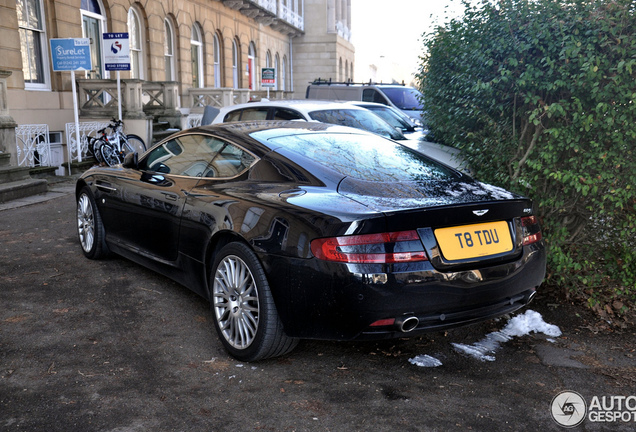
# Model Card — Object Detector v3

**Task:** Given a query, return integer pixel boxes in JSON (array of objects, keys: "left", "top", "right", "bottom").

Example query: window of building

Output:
[
  {"left": 248, "top": 42, "right": 257, "bottom": 90},
  {"left": 232, "top": 39, "right": 239, "bottom": 89},
  {"left": 81, "top": 0, "right": 106, "bottom": 80},
  {"left": 191, "top": 24, "right": 204, "bottom": 88},
  {"left": 213, "top": 33, "right": 221, "bottom": 88},
  {"left": 16, "top": 0, "right": 50, "bottom": 89},
  {"left": 164, "top": 18, "right": 176, "bottom": 81},
  {"left": 128, "top": 8, "right": 144, "bottom": 79}
]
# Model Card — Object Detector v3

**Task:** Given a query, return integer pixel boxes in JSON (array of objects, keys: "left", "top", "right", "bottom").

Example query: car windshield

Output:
[
  {"left": 381, "top": 87, "right": 424, "bottom": 110},
  {"left": 308, "top": 109, "right": 404, "bottom": 140},
  {"left": 266, "top": 132, "right": 457, "bottom": 182}
]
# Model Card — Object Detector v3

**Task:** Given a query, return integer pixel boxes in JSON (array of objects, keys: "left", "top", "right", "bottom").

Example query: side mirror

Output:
[{"left": 123, "top": 152, "right": 138, "bottom": 169}]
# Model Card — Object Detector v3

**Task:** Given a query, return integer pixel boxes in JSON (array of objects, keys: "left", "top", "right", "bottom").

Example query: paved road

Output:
[{"left": 1, "top": 187, "right": 634, "bottom": 431}]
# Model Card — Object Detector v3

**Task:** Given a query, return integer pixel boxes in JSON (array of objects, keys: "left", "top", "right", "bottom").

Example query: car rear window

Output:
[
  {"left": 267, "top": 133, "right": 458, "bottom": 182},
  {"left": 308, "top": 109, "right": 403, "bottom": 140}
]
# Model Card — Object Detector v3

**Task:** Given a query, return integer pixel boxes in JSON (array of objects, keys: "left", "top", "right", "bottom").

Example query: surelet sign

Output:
[{"left": 50, "top": 38, "right": 92, "bottom": 71}]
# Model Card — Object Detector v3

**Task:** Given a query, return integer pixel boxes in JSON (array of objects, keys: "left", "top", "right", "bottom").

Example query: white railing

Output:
[
  {"left": 15, "top": 124, "right": 53, "bottom": 168},
  {"left": 258, "top": 0, "right": 277, "bottom": 14},
  {"left": 278, "top": 2, "right": 304, "bottom": 31},
  {"left": 65, "top": 121, "right": 108, "bottom": 164},
  {"left": 189, "top": 88, "right": 251, "bottom": 111},
  {"left": 186, "top": 114, "right": 203, "bottom": 128}
]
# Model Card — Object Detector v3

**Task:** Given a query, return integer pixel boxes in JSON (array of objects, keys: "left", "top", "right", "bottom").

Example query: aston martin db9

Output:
[{"left": 76, "top": 121, "right": 545, "bottom": 361}]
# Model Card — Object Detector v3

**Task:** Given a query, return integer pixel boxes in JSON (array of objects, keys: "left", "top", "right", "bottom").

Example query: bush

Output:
[{"left": 418, "top": 0, "right": 636, "bottom": 313}]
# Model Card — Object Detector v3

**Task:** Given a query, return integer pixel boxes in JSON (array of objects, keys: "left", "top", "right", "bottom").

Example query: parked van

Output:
[{"left": 305, "top": 80, "right": 425, "bottom": 126}]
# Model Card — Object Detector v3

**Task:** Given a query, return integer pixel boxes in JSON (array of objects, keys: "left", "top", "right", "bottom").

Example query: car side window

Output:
[
  {"left": 362, "top": 89, "right": 388, "bottom": 105},
  {"left": 139, "top": 134, "right": 256, "bottom": 178},
  {"left": 224, "top": 110, "right": 243, "bottom": 122},
  {"left": 238, "top": 108, "right": 269, "bottom": 121},
  {"left": 273, "top": 108, "right": 304, "bottom": 121}
]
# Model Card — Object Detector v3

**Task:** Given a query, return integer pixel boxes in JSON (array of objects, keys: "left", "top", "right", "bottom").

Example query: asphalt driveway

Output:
[{"left": 1, "top": 188, "right": 634, "bottom": 431}]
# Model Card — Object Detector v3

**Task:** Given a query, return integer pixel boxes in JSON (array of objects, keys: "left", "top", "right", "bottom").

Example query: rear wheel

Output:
[
  {"left": 123, "top": 134, "right": 146, "bottom": 155},
  {"left": 76, "top": 187, "right": 109, "bottom": 259},
  {"left": 89, "top": 137, "right": 104, "bottom": 164},
  {"left": 210, "top": 242, "right": 298, "bottom": 361}
]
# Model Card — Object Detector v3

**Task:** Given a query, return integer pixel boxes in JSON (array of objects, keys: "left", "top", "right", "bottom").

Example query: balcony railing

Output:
[
  {"left": 222, "top": 0, "right": 304, "bottom": 34},
  {"left": 189, "top": 88, "right": 251, "bottom": 111},
  {"left": 77, "top": 79, "right": 181, "bottom": 119}
]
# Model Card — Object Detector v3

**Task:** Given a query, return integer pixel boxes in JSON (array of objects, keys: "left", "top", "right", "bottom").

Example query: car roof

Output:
[
  {"left": 214, "top": 99, "right": 366, "bottom": 117},
  {"left": 185, "top": 120, "right": 372, "bottom": 152}
]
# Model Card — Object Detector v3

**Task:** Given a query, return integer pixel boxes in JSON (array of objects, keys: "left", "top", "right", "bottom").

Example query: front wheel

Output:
[
  {"left": 210, "top": 242, "right": 298, "bottom": 361},
  {"left": 123, "top": 134, "right": 146, "bottom": 155},
  {"left": 100, "top": 143, "right": 121, "bottom": 166}
]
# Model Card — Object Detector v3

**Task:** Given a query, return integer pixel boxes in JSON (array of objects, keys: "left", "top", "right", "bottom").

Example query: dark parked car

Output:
[{"left": 76, "top": 121, "right": 546, "bottom": 361}]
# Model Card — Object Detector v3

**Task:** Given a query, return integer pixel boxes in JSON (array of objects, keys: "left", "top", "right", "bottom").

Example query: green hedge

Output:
[{"left": 418, "top": 0, "right": 636, "bottom": 311}]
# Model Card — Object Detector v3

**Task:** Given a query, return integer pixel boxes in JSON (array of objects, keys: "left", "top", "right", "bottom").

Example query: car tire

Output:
[
  {"left": 76, "top": 187, "right": 110, "bottom": 259},
  {"left": 210, "top": 242, "right": 298, "bottom": 361}
]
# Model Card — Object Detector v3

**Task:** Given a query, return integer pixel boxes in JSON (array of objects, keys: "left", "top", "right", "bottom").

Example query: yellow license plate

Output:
[{"left": 434, "top": 221, "right": 513, "bottom": 261}]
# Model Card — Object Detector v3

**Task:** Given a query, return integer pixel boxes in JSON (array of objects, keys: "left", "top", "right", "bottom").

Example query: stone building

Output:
[{"left": 0, "top": 0, "right": 354, "bottom": 197}]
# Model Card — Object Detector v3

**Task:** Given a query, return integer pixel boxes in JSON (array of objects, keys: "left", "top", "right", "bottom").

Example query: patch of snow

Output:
[
  {"left": 452, "top": 309, "right": 561, "bottom": 362},
  {"left": 408, "top": 354, "right": 443, "bottom": 367},
  {"left": 409, "top": 310, "right": 562, "bottom": 366}
]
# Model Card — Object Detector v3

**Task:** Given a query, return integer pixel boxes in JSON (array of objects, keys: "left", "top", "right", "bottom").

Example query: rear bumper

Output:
[{"left": 262, "top": 242, "right": 546, "bottom": 341}]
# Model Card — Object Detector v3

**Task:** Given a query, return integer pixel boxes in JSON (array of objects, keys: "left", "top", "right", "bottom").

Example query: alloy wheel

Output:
[
  {"left": 77, "top": 193, "right": 95, "bottom": 253},
  {"left": 213, "top": 255, "right": 260, "bottom": 349}
]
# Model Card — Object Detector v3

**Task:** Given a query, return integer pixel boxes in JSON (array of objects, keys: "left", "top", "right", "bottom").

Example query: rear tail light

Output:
[
  {"left": 521, "top": 216, "right": 542, "bottom": 245},
  {"left": 310, "top": 230, "right": 428, "bottom": 263}
]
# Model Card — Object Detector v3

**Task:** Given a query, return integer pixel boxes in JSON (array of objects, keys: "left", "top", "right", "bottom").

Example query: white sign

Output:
[{"left": 103, "top": 33, "right": 130, "bottom": 71}]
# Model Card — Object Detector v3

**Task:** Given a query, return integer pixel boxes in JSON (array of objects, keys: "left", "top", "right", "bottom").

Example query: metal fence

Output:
[{"left": 15, "top": 124, "right": 52, "bottom": 168}]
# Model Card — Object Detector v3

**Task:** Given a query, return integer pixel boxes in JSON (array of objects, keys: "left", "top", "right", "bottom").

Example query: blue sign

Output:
[
  {"left": 103, "top": 33, "right": 131, "bottom": 71},
  {"left": 50, "top": 38, "right": 92, "bottom": 71}
]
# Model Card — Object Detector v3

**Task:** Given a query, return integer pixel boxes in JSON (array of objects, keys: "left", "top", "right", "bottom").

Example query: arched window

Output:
[
  {"left": 345, "top": 59, "right": 349, "bottom": 82},
  {"left": 339, "top": 57, "right": 343, "bottom": 82},
  {"left": 213, "top": 33, "right": 222, "bottom": 88},
  {"left": 232, "top": 38, "right": 240, "bottom": 89},
  {"left": 191, "top": 23, "right": 204, "bottom": 88},
  {"left": 128, "top": 7, "right": 144, "bottom": 79},
  {"left": 248, "top": 42, "right": 257, "bottom": 90},
  {"left": 164, "top": 18, "right": 176, "bottom": 81}
]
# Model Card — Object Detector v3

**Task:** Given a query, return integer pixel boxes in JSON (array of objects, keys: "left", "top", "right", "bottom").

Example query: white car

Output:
[
  {"left": 212, "top": 99, "right": 405, "bottom": 140},
  {"left": 212, "top": 99, "right": 469, "bottom": 173}
]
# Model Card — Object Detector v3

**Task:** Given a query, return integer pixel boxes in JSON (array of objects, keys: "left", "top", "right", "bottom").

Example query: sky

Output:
[{"left": 350, "top": 0, "right": 469, "bottom": 85}]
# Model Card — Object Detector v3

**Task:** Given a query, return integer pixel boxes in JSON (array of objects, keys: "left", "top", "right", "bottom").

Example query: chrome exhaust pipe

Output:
[
  {"left": 396, "top": 316, "right": 419, "bottom": 333},
  {"left": 527, "top": 290, "right": 537, "bottom": 305}
]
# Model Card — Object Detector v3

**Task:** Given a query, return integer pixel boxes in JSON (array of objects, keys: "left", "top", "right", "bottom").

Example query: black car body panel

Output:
[{"left": 76, "top": 121, "right": 546, "bottom": 343}]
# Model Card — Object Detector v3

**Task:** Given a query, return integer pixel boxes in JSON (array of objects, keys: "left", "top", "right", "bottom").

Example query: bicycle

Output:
[{"left": 93, "top": 119, "right": 146, "bottom": 167}]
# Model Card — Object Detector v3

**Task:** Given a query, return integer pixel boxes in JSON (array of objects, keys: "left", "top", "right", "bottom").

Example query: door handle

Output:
[{"left": 161, "top": 192, "right": 178, "bottom": 201}]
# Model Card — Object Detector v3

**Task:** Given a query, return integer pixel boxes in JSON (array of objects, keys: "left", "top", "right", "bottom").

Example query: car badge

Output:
[{"left": 473, "top": 209, "right": 489, "bottom": 216}]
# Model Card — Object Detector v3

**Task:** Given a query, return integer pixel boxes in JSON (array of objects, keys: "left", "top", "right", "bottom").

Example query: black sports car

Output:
[{"left": 76, "top": 121, "right": 546, "bottom": 361}]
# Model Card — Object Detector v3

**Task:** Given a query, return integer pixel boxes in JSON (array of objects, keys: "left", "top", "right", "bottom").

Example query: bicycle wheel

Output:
[
  {"left": 100, "top": 143, "right": 121, "bottom": 166},
  {"left": 90, "top": 137, "right": 105, "bottom": 164},
  {"left": 122, "top": 134, "right": 146, "bottom": 155}
]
